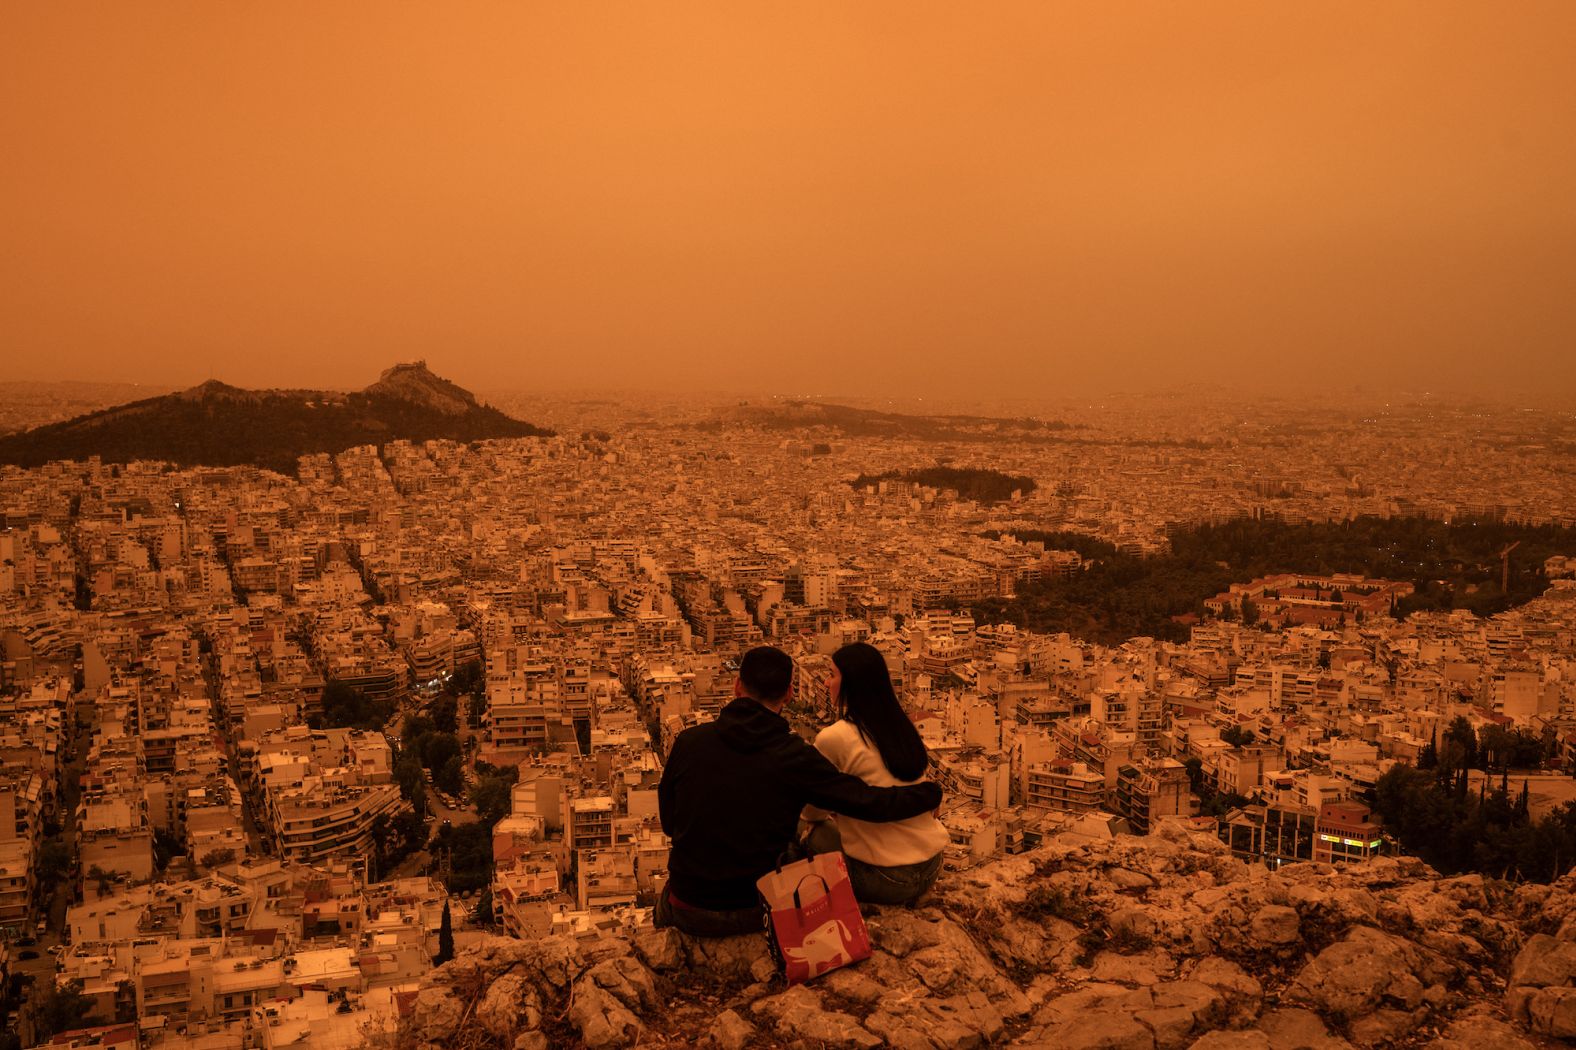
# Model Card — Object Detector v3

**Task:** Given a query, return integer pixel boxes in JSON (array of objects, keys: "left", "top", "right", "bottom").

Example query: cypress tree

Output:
[{"left": 436, "top": 900, "right": 454, "bottom": 964}]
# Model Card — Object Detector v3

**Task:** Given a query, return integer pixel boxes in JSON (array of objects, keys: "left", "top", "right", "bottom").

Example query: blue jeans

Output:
[{"left": 804, "top": 821, "right": 944, "bottom": 906}]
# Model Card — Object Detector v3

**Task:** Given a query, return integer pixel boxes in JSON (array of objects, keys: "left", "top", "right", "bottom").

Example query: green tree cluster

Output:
[
  {"left": 430, "top": 822, "right": 494, "bottom": 893},
  {"left": 851, "top": 466, "right": 1036, "bottom": 504},
  {"left": 310, "top": 680, "right": 395, "bottom": 732},
  {"left": 469, "top": 762, "right": 520, "bottom": 829},
  {"left": 401, "top": 715, "right": 465, "bottom": 795},
  {"left": 38, "top": 840, "right": 71, "bottom": 885},
  {"left": 450, "top": 659, "right": 486, "bottom": 728},
  {"left": 1477, "top": 724, "right": 1551, "bottom": 771},
  {"left": 1370, "top": 763, "right": 1565, "bottom": 880},
  {"left": 974, "top": 516, "right": 1573, "bottom": 646},
  {"left": 1180, "top": 757, "right": 1252, "bottom": 818},
  {"left": 18, "top": 979, "right": 102, "bottom": 1045},
  {"left": 1219, "top": 725, "right": 1257, "bottom": 747}
]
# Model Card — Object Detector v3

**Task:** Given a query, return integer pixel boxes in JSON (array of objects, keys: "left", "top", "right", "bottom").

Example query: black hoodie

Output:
[{"left": 658, "top": 697, "right": 945, "bottom": 910}]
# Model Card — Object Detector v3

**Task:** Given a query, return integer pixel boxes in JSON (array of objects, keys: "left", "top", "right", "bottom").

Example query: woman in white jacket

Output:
[{"left": 803, "top": 642, "right": 949, "bottom": 904}]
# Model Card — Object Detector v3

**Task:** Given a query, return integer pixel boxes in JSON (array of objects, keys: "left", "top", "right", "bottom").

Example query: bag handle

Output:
[{"left": 792, "top": 874, "right": 832, "bottom": 911}]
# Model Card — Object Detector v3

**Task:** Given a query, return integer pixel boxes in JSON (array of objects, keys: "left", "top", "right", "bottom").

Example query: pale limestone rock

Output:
[
  {"left": 1187, "top": 957, "right": 1262, "bottom": 1001},
  {"left": 632, "top": 926, "right": 684, "bottom": 971},
  {"left": 749, "top": 953, "right": 778, "bottom": 983},
  {"left": 1110, "top": 905, "right": 1160, "bottom": 940},
  {"left": 1134, "top": 1004, "right": 1196, "bottom": 1049},
  {"left": 1110, "top": 868, "right": 1156, "bottom": 891},
  {"left": 411, "top": 986, "right": 464, "bottom": 1043},
  {"left": 1386, "top": 972, "right": 1426, "bottom": 1010},
  {"left": 1248, "top": 904, "right": 1300, "bottom": 946},
  {"left": 1425, "top": 1014, "right": 1538, "bottom": 1049},
  {"left": 1187, "top": 1033, "right": 1271, "bottom": 1050},
  {"left": 567, "top": 981, "right": 642, "bottom": 1048},
  {"left": 579, "top": 954, "right": 664, "bottom": 1013},
  {"left": 1285, "top": 926, "right": 1443, "bottom": 1017},
  {"left": 1024, "top": 1008, "right": 1158, "bottom": 1050},
  {"left": 1255, "top": 1007, "right": 1352, "bottom": 1050},
  {"left": 861, "top": 1010, "right": 953, "bottom": 1050},
  {"left": 922, "top": 990, "right": 1009, "bottom": 1042},
  {"left": 768, "top": 996, "right": 882, "bottom": 1048},
  {"left": 703, "top": 1008, "right": 755, "bottom": 1050},
  {"left": 1033, "top": 983, "right": 1134, "bottom": 1025},
  {"left": 751, "top": 984, "right": 822, "bottom": 1023},
  {"left": 1137, "top": 980, "right": 1227, "bottom": 1050},
  {"left": 818, "top": 966, "right": 887, "bottom": 1005},
  {"left": 1506, "top": 985, "right": 1537, "bottom": 1025},
  {"left": 1347, "top": 1007, "right": 1418, "bottom": 1047},
  {"left": 867, "top": 909, "right": 945, "bottom": 958},
  {"left": 1151, "top": 980, "right": 1225, "bottom": 1018},
  {"left": 1527, "top": 986, "right": 1576, "bottom": 1039},
  {"left": 1286, "top": 883, "right": 1328, "bottom": 910},
  {"left": 1091, "top": 948, "right": 1174, "bottom": 986},
  {"left": 1509, "top": 933, "right": 1576, "bottom": 988},
  {"left": 475, "top": 972, "right": 538, "bottom": 1041},
  {"left": 683, "top": 931, "right": 770, "bottom": 977}
]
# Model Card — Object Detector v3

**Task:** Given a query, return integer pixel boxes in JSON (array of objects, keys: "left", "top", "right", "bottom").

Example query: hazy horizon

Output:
[{"left": 5, "top": 4, "right": 1575, "bottom": 403}]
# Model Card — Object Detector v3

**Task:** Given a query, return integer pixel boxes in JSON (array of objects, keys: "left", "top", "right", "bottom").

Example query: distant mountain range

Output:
[
  {"left": 0, "top": 362, "right": 553, "bottom": 474},
  {"left": 707, "top": 399, "right": 1081, "bottom": 441}
]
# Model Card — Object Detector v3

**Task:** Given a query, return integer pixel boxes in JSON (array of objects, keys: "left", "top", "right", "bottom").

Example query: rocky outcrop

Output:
[{"left": 384, "top": 825, "right": 1576, "bottom": 1049}]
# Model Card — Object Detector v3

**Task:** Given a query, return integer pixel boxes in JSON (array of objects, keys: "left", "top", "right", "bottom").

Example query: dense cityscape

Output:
[{"left": 2, "top": 375, "right": 1575, "bottom": 1048}]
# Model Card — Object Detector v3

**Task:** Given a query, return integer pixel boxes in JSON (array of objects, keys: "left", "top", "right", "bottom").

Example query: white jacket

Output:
[{"left": 804, "top": 719, "right": 949, "bottom": 866}]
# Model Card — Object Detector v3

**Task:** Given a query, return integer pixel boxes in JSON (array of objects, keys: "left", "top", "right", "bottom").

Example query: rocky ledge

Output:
[{"left": 382, "top": 825, "right": 1576, "bottom": 1049}]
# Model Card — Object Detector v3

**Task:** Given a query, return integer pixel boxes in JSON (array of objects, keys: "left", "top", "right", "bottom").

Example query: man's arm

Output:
[
  {"left": 657, "top": 733, "right": 686, "bottom": 837},
  {"left": 800, "top": 725, "right": 845, "bottom": 824},
  {"left": 786, "top": 739, "right": 941, "bottom": 822}
]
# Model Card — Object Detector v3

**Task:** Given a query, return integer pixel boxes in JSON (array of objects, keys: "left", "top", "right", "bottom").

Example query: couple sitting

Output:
[{"left": 656, "top": 643, "right": 949, "bottom": 937}]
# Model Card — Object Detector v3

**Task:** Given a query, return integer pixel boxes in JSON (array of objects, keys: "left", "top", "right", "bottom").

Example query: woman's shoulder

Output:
[{"left": 815, "top": 719, "right": 860, "bottom": 746}]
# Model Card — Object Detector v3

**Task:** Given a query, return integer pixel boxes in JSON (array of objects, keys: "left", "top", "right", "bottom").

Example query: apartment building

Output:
[
  {"left": 267, "top": 782, "right": 405, "bottom": 864},
  {"left": 1313, "top": 800, "right": 1385, "bottom": 865},
  {"left": 1024, "top": 760, "right": 1105, "bottom": 814}
]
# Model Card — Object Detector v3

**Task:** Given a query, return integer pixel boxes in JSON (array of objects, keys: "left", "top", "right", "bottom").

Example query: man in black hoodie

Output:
[{"left": 656, "top": 645, "right": 944, "bottom": 936}]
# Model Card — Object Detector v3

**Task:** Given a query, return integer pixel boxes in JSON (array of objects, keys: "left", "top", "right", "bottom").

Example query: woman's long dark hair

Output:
[{"left": 832, "top": 642, "right": 929, "bottom": 781}]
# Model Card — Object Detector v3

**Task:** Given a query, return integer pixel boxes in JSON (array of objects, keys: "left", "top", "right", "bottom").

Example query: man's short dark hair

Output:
[{"left": 739, "top": 646, "right": 793, "bottom": 702}]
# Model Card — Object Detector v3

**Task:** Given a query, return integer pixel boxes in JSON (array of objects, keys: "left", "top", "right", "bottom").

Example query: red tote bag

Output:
[{"left": 757, "top": 851, "right": 871, "bottom": 984}]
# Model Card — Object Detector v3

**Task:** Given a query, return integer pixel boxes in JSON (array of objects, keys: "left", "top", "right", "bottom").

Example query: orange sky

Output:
[{"left": 3, "top": 3, "right": 1574, "bottom": 400}]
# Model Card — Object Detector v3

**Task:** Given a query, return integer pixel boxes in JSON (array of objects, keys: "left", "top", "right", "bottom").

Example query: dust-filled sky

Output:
[{"left": 4, "top": 4, "right": 1575, "bottom": 401}]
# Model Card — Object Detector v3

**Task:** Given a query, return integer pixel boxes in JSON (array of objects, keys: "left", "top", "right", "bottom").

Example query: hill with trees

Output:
[
  {"left": 975, "top": 516, "right": 1574, "bottom": 644},
  {"left": 713, "top": 399, "right": 1078, "bottom": 441},
  {"left": 0, "top": 361, "right": 552, "bottom": 474},
  {"left": 852, "top": 466, "right": 1036, "bottom": 504}
]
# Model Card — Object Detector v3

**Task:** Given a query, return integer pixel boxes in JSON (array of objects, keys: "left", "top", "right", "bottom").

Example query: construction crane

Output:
[{"left": 1500, "top": 541, "right": 1520, "bottom": 593}]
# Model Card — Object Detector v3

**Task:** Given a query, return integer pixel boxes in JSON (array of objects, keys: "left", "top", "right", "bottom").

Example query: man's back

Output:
[{"left": 659, "top": 697, "right": 942, "bottom": 911}]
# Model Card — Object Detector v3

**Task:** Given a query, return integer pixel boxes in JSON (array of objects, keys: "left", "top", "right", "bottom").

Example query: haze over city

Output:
[
  {"left": 5, "top": 3, "right": 1576, "bottom": 401},
  {"left": 8, "top": 7, "right": 1576, "bottom": 1050}
]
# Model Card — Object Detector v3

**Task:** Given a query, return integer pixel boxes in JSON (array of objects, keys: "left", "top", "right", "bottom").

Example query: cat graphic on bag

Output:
[{"left": 784, "top": 918, "right": 854, "bottom": 975}]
